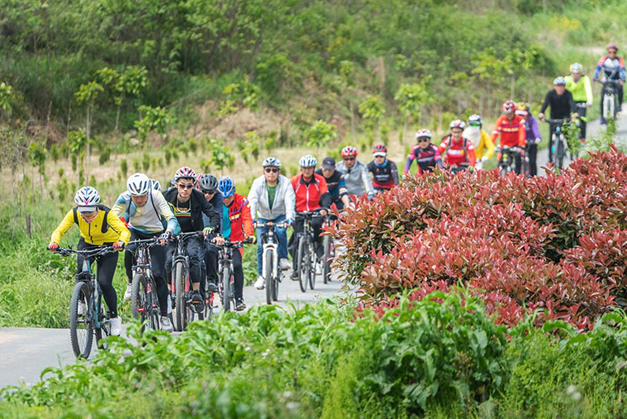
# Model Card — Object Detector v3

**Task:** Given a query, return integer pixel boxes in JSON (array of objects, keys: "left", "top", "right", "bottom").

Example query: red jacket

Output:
[
  {"left": 491, "top": 115, "right": 526, "bottom": 148},
  {"left": 291, "top": 173, "right": 328, "bottom": 212},
  {"left": 438, "top": 135, "right": 477, "bottom": 168},
  {"left": 224, "top": 193, "right": 254, "bottom": 242}
]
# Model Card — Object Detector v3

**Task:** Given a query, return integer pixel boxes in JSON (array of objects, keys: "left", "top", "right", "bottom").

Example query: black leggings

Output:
[
  {"left": 231, "top": 249, "right": 244, "bottom": 301},
  {"left": 124, "top": 230, "right": 170, "bottom": 316},
  {"left": 527, "top": 143, "right": 538, "bottom": 176},
  {"left": 77, "top": 239, "right": 119, "bottom": 318}
]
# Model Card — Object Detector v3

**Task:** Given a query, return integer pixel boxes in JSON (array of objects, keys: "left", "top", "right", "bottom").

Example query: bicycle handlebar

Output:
[
  {"left": 544, "top": 118, "right": 568, "bottom": 125},
  {"left": 127, "top": 237, "right": 160, "bottom": 246},
  {"left": 216, "top": 239, "right": 253, "bottom": 248},
  {"left": 256, "top": 222, "right": 289, "bottom": 229},
  {"left": 55, "top": 246, "right": 117, "bottom": 258}
]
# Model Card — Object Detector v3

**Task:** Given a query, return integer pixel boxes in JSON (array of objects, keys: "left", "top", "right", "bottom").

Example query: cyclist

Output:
[
  {"left": 538, "top": 78, "right": 578, "bottom": 164},
  {"left": 315, "top": 157, "right": 351, "bottom": 210},
  {"left": 217, "top": 176, "right": 255, "bottom": 311},
  {"left": 48, "top": 187, "right": 130, "bottom": 337},
  {"left": 439, "top": 120, "right": 477, "bottom": 172},
  {"left": 197, "top": 174, "right": 222, "bottom": 295},
  {"left": 249, "top": 157, "right": 295, "bottom": 290},
  {"left": 112, "top": 173, "right": 179, "bottom": 332},
  {"left": 367, "top": 143, "right": 399, "bottom": 192},
  {"left": 565, "top": 63, "right": 593, "bottom": 139},
  {"left": 516, "top": 103, "right": 542, "bottom": 177},
  {"left": 404, "top": 129, "right": 443, "bottom": 176},
  {"left": 593, "top": 42, "right": 626, "bottom": 122},
  {"left": 336, "top": 146, "right": 373, "bottom": 199},
  {"left": 492, "top": 100, "right": 527, "bottom": 174},
  {"left": 463, "top": 115, "right": 494, "bottom": 170},
  {"left": 289, "top": 155, "right": 330, "bottom": 280},
  {"left": 163, "top": 167, "right": 221, "bottom": 311}
]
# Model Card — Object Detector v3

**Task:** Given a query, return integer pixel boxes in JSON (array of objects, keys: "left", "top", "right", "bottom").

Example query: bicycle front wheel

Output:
[
  {"left": 322, "top": 236, "right": 331, "bottom": 284},
  {"left": 131, "top": 273, "right": 148, "bottom": 332},
  {"left": 70, "top": 281, "right": 93, "bottom": 359},
  {"left": 264, "top": 249, "right": 274, "bottom": 305},
  {"left": 297, "top": 237, "right": 308, "bottom": 293},
  {"left": 173, "top": 262, "right": 186, "bottom": 331},
  {"left": 309, "top": 242, "right": 316, "bottom": 290},
  {"left": 557, "top": 138, "right": 565, "bottom": 170},
  {"left": 222, "top": 266, "right": 232, "bottom": 313}
]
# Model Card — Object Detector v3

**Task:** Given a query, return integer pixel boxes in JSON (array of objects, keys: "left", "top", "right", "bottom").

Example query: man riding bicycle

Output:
[
  {"left": 48, "top": 186, "right": 130, "bottom": 336},
  {"left": 289, "top": 155, "right": 331, "bottom": 280},
  {"left": 439, "top": 120, "right": 476, "bottom": 172},
  {"left": 315, "top": 157, "right": 351, "bottom": 210},
  {"left": 249, "top": 157, "right": 295, "bottom": 290},
  {"left": 404, "top": 129, "right": 443, "bottom": 175},
  {"left": 217, "top": 177, "right": 255, "bottom": 311},
  {"left": 336, "top": 146, "right": 373, "bottom": 200},
  {"left": 492, "top": 101, "right": 526, "bottom": 174},
  {"left": 565, "top": 63, "right": 593, "bottom": 140},
  {"left": 196, "top": 173, "right": 222, "bottom": 295},
  {"left": 163, "top": 167, "right": 221, "bottom": 311},
  {"left": 594, "top": 42, "right": 626, "bottom": 122},
  {"left": 112, "top": 173, "right": 180, "bottom": 332},
  {"left": 538, "top": 77, "right": 578, "bottom": 164}
]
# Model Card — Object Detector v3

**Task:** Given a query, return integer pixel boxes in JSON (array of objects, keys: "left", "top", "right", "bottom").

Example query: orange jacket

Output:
[
  {"left": 224, "top": 193, "right": 254, "bottom": 242},
  {"left": 491, "top": 115, "right": 526, "bottom": 148},
  {"left": 291, "top": 173, "right": 328, "bottom": 212}
]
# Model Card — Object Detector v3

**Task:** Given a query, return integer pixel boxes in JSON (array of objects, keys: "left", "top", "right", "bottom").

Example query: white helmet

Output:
[
  {"left": 553, "top": 76, "right": 566, "bottom": 86},
  {"left": 262, "top": 157, "right": 282, "bottom": 168},
  {"left": 74, "top": 186, "right": 100, "bottom": 210},
  {"left": 127, "top": 173, "right": 151, "bottom": 196},
  {"left": 416, "top": 129, "right": 432, "bottom": 139},
  {"left": 299, "top": 155, "right": 317, "bottom": 168}
]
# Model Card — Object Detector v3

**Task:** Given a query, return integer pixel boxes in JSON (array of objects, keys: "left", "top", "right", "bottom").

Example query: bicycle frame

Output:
[{"left": 259, "top": 223, "right": 281, "bottom": 284}]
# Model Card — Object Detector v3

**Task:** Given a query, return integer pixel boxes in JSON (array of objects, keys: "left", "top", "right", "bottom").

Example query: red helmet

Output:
[
  {"left": 175, "top": 166, "right": 197, "bottom": 181},
  {"left": 195, "top": 173, "right": 204, "bottom": 189},
  {"left": 607, "top": 42, "right": 619, "bottom": 52},
  {"left": 502, "top": 100, "right": 516, "bottom": 114},
  {"left": 341, "top": 145, "right": 358, "bottom": 158},
  {"left": 372, "top": 143, "right": 387, "bottom": 156}
]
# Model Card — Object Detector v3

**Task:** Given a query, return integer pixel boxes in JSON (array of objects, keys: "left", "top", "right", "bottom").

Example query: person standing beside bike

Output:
[
  {"left": 566, "top": 63, "right": 593, "bottom": 140},
  {"left": 593, "top": 42, "right": 626, "bottom": 123},
  {"left": 315, "top": 157, "right": 351, "bottom": 210},
  {"left": 367, "top": 143, "right": 399, "bottom": 192},
  {"left": 112, "top": 173, "right": 180, "bottom": 332},
  {"left": 249, "top": 157, "right": 295, "bottom": 290},
  {"left": 196, "top": 173, "right": 222, "bottom": 295},
  {"left": 289, "top": 155, "right": 331, "bottom": 280},
  {"left": 404, "top": 129, "right": 443, "bottom": 176},
  {"left": 163, "top": 167, "right": 221, "bottom": 311},
  {"left": 48, "top": 187, "right": 130, "bottom": 336},
  {"left": 491, "top": 100, "right": 527, "bottom": 174},
  {"left": 463, "top": 115, "right": 494, "bottom": 170},
  {"left": 336, "top": 146, "right": 374, "bottom": 200},
  {"left": 439, "top": 120, "right": 477, "bottom": 172},
  {"left": 538, "top": 77, "right": 578, "bottom": 164},
  {"left": 516, "top": 103, "right": 542, "bottom": 177}
]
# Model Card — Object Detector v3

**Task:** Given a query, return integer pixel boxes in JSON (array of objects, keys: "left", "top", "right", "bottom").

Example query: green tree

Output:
[
  {"left": 207, "top": 139, "right": 235, "bottom": 175},
  {"left": 395, "top": 80, "right": 431, "bottom": 143},
  {"left": 307, "top": 120, "right": 337, "bottom": 155},
  {"left": 67, "top": 130, "right": 88, "bottom": 187},
  {"left": 135, "top": 105, "right": 171, "bottom": 142},
  {"left": 359, "top": 95, "right": 385, "bottom": 144},
  {"left": 0, "top": 82, "right": 14, "bottom": 114},
  {"left": 75, "top": 81, "right": 104, "bottom": 182},
  {"left": 28, "top": 141, "right": 47, "bottom": 185}
]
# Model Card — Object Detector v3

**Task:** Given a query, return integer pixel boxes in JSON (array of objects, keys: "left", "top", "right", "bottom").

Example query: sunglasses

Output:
[
  {"left": 177, "top": 183, "right": 195, "bottom": 189},
  {"left": 343, "top": 157, "right": 356, "bottom": 161},
  {"left": 469, "top": 122, "right": 481, "bottom": 127},
  {"left": 264, "top": 167, "right": 280, "bottom": 173},
  {"left": 80, "top": 210, "right": 96, "bottom": 215},
  {"left": 202, "top": 189, "right": 216, "bottom": 195},
  {"left": 418, "top": 138, "right": 430, "bottom": 143}
]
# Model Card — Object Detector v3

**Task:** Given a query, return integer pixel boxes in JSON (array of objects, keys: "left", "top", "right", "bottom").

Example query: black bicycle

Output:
[
  {"left": 257, "top": 222, "right": 288, "bottom": 304},
  {"left": 128, "top": 238, "right": 161, "bottom": 333},
  {"left": 55, "top": 246, "right": 116, "bottom": 359},
  {"left": 497, "top": 146, "right": 526, "bottom": 177},
  {"left": 321, "top": 214, "right": 336, "bottom": 284},
  {"left": 294, "top": 210, "right": 324, "bottom": 293},
  {"left": 545, "top": 118, "right": 569, "bottom": 171},
  {"left": 216, "top": 239, "right": 252, "bottom": 312},
  {"left": 169, "top": 231, "right": 205, "bottom": 331}
]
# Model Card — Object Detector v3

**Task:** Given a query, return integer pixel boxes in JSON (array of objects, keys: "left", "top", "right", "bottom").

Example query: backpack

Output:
[{"left": 73, "top": 204, "right": 111, "bottom": 234}]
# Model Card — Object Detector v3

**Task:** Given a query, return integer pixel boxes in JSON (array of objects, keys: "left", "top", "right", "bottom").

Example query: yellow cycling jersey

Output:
[{"left": 50, "top": 205, "right": 131, "bottom": 246}]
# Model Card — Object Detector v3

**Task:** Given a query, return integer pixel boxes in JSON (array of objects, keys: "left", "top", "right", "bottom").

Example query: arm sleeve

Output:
[
  {"left": 540, "top": 91, "right": 551, "bottom": 114},
  {"left": 242, "top": 199, "right": 254, "bottom": 237},
  {"left": 155, "top": 191, "right": 178, "bottom": 233},
  {"left": 247, "top": 180, "right": 260, "bottom": 221},
  {"left": 434, "top": 145, "right": 443, "bottom": 168},
  {"left": 201, "top": 197, "right": 221, "bottom": 231},
  {"left": 620, "top": 58, "right": 626, "bottom": 81},
  {"left": 531, "top": 118, "right": 542, "bottom": 140},
  {"left": 437, "top": 138, "right": 449, "bottom": 157},
  {"left": 481, "top": 130, "right": 495, "bottom": 159},
  {"left": 491, "top": 119, "right": 500, "bottom": 143},
  {"left": 111, "top": 194, "right": 127, "bottom": 218},
  {"left": 285, "top": 182, "right": 296, "bottom": 222},
  {"left": 568, "top": 91, "right": 577, "bottom": 115},
  {"left": 107, "top": 211, "right": 131, "bottom": 244},
  {"left": 404, "top": 147, "right": 417, "bottom": 174},
  {"left": 390, "top": 161, "right": 399, "bottom": 185},
  {"left": 593, "top": 57, "right": 604, "bottom": 80},
  {"left": 466, "top": 143, "right": 477, "bottom": 167},
  {"left": 50, "top": 210, "right": 76, "bottom": 245},
  {"left": 361, "top": 164, "right": 373, "bottom": 194},
  {"left": 519, "top": 119, "right": 527, "bottom": 147},
  {"left": 584, "top": 76, "right": 594, "bottom": 104}
]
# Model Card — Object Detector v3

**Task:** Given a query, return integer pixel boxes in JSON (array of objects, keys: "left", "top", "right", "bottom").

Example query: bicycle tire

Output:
[
  {"left": 189, "top": 269, "right": 204, "bottom": 323},
  {"left": 322, "top": 236, "right": 331, "bottom": 284},
  {"left": 272, "top": 268, "right": 279, "bottom": 301},
  {"left": 222, "top": 265, "right": 232, "bottom": 313},
  {"left": 70, "top": 281, "right": 93, "bottom": 359},
  {"left": 94, "top": 293, "right": 111, "bottom": 350},
  {"left": 174, "top": 262, "right": 186, "bottom": 331},
  {"left": 557, "top": 138, "right": 565, "bottom": 170},
  {"left": 131, "top": 273, "right": 148, "bottom": 332},
  {"left": 297, "top": 237, "right": 308, "bottom": 293},
  {"left": 148, "top": 279, "right": 160, "bottom": 330},
  {"left": 264, "top": 248, "right": 274, "bottom": 305},
  {"left": 309, "top": 241, "right": 316, "bottom": 290}
]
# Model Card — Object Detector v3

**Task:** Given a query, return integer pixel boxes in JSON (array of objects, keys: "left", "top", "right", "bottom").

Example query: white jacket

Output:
[
  {"left": 335, "top": 160, "right": 373, "bottom": 197},
  {"left": 248, "top": 175, "right": 295, "bottom": 222}
]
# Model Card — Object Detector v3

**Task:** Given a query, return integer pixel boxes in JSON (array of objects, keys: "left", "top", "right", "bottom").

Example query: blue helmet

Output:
[{"left": 218, "top": 176, "right": 236, "bottom": 198}]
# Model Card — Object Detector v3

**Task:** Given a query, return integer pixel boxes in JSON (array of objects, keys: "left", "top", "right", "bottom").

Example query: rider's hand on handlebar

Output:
[
  {"left": 113, "top": 241, "right": 125, "bottom": 251},
  {"left": 621, "top": 80, "right": 625, "bottom": 86},
  {"left": 538, "top": 112, "right": 545, "bottom": 122},
  {"left": 320, "top": 209, "right": 328, "bottom": 216},
  {"left": 245, "top": 236, "right": 256, "bottom": 244},
  {"left": 212, "top": 236, "right": 225, "bottom": 246},
  {"left": 202, "top": 227, "right": 214, "bottom": 239},
  {"left": 158, "top": 231, "right": 172, "bottom": 246},
  {"left": 47, "top": 242, "right": 59, "bottom": 252}
]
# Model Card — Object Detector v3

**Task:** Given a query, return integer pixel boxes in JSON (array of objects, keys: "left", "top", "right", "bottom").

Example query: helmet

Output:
[
  {"left": 468, "top": 114, "right": 482, "bottom": 126},
  {"left": 262, "top": 157, "right": 281, "bottom": 168},
  {"left": 127, "top": 173, "right": 151, "bottom": 196},
  {"left": 74, "top": 186, "right": 100, "bottom": 209},
  {"left": 570, "top": 63, "right": 583, "bottom": 74},
  {"left": 372, "top": 143, "right": 387, "bottom": 156},
  {"left": 198, "top": 174, "right": 218, "bottom": 192},
  {"left": 553, "top": 76, "right": 566, "bottom": 86},
  {"left": 502, "top": 100, "right": 516, "bottom": 113},
  {"left": 151, "top": 179, "right": 162, "bottom": 192},
  {"left": 299, "top": 155, "right": 317, "bottom": 167},
  {"left": 450, "top": 119, "right": 466, "bottom": 130},
  {"left": 607, "top": 42, "right": 618, "bottom": 52},
  {"left": 340, "top": 146, "right": 358, "bottom": 158},
  {"left": 415, "top": 129, "right": 432, "bottom": 139},
  {"left": 218, "top": 176, "right": 236, "bottom": 198},
  {"left": 174, "top": 166, "right": 196, "bottom": 181}
]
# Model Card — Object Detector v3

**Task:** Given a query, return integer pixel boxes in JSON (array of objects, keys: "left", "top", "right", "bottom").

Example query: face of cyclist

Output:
[
  {"left": 322, "top": 168, "right": 335, "bottom": 178},
  {"left": 608, "top": 48, "right": 618, "bottom": 58},
  {"left": 223, "top": 195, "right": 234, "bottom": 206},
  {"left": 417, "top": 137, "right": 431, "bottom": 149},
  {"left": 131, "top": 194, "right": 148, "bottom": 207},
  {"left": 451, "top": 128, "right": 463, "bottom": 141},
  {"left": 79, "top": 208, "right": 99, "bottom": 223},
  {"left": 263, "top": 166, "right": 280, "bottom": 184},
  {"left": 203, "top": 190, "right": 216, "bottom": 202},
  {"left": 374, "top": 154, "right": 386, "bottom": 163},
  {"left": 572, "top": 72, "right": 581, "bottom": 82},
  {"left": 554, "top": 84, "right": 566, "bottom": 95},
  {"left": 300, "top": 166, "right": 315, "bottom": 180},
  {"left": 343, "top": 156, "right": 356, "bottom": 169},
  {"left": 176, "top": 178, "right": 195, "bottom": 201}
]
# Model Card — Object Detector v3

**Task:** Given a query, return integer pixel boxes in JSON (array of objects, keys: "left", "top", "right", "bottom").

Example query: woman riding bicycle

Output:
[
  {"left": 367, "top": 143, "right": 399, "bottom": 192},
  {"left": 492, "top": 100, "right": 526, "bottom": 174},
  {"left": 48, "top": 186, "right": 130, "bottom": 336},
  {"left": 438, "top": 120, "right": 476, "bottom": 172},
  {"left": 594, "top": 42, "right": 626, "bottom": 123},
  {"left": 516, "top": 103, "right": 542, "bottom": 176},
  {"left": 404, "top": 129, "right": 443, "bottom": 175}
]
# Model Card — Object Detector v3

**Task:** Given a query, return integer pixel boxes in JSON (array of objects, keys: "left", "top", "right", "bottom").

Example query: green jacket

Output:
[{"left": 565, "top": 75, "right": 593, "bottom": 104}]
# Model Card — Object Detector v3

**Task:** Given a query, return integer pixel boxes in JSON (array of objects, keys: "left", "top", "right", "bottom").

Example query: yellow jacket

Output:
[
  {"left": 475, "top": 129, "right": 495, "bottom": 160},
  {"left": 50, "top": 206, "right": 131, "bottom": 246}
]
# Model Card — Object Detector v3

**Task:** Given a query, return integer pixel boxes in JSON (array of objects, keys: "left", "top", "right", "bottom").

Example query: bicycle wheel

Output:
[
  {"left": 221, "top": 266, "right": 232, "bottom": 313},
  {"left": 557, "top": 138, "right": 565, "bottom": 170},
  {"left": 188, "top": 270, "right": 204, "bottom": 323},
  {"left": 297, "top": 237, "right": 308, "bottom": 293},
  {"left": 322, "top": 236, "right": 331, "bottom": 284},
  {"left": 94, "top": 294, "right": 111, "bottom": 350},
  {"left": 173, "top": 262, "right": 186, "bottom": 331},
  {"left": 264, "top": 248, "right": 274, "bottom": 305},
  {"left": 309, "top": 242, "right": 316, "bottom": 290},
  {"left": 272, "top": 269, "right": 279, "bottom": 302},
  {"left": 131, "top": 273, "right": 148, "bottom": 332},
  {"left": 70, "top": 281, "right": 93, "bottom": 359},
  {"left": 148, "top": 278, "right": 161, "bottom": 330}
]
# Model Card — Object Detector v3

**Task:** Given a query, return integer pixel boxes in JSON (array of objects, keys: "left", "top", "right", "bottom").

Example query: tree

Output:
[
  {"left": 207, "top": 139, "right": 235, "bottom": 175},
  {"left": 395, "top": 80, "right": 431, "bottom": 143},
  {"left": 67, "top": 130, "right": 88, "bottom": 187},
  {"left": 28, "top": 141, "right": 47, "bottom": 185},
  {"left": 97, "top": 66, "right": 148, "bottom": 132},
  {"left": 359, "top": 95, "right": 385, "bottom": 145},
  {"left": 135, "top": 105, "right": 171, "bottom": 143},
  {"left": 307, "top": 120, "right": 337, "bottom": 155},
  {"left": 75, "top": 81, "right": 104, "bottom": 182},
  {"left": 0, "top": 82, "right": 14, "bottom": 114}
]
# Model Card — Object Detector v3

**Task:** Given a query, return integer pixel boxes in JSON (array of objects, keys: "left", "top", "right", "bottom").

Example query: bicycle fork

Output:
[{"left": 262, "top": 242, "right": 279, "bottom": 280}]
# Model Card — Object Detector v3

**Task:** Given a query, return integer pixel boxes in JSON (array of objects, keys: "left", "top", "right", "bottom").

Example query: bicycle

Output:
[
  {"left": 294, "top": 210, "right": 324, "bottom": 293},
  {"left": 545, "top": 118, "right": 569, "bottom": 171},
  {"left": 321, "top": 214, "right": 336, "bottom": 284},
  {"left": 216, "top": 238, "right": 253, "bottom": 312},
  {"left": 169, "top": 231, "right": 205, "bottom": 331},
  {"left": 128, "top": 238, "right": 161, "bottom": 333},
  {"left": 55, "top": 246, "right": 116, "bottom": 359},
  {"left": 598, "top": 79, "right": 620, "bottom": 123},
  {"left": 496, "top": 146, "right": 525, "bottom": 177},
  {"left": 257, "top": 222, "right": 288, "bottom": 305}
]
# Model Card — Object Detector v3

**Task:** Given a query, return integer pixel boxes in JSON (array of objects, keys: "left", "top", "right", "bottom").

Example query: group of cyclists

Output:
[{"left": 45, "top": 43, "right": 625, "bottom": 335}]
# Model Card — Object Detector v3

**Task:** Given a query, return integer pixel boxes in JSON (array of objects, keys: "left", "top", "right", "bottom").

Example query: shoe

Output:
[
  {"left": 280, "top": 258, "right": 292, "bottom": 270},
  {"left": 124, "top": 284, "right": 132, "bottom": 301},
  {"left": 206, "top": 282, "right": 218, "bottom": 293},
  {"left": 315, "top": 262, "right": 322, "bottom": 275},
  {"left": 235, "top": 299, "right": 246, "bottom": 311},
  {"left": 77, "top": 301, "right": 87, "bottom": 316},
  {"left": 254, "top": 276, "right": 265, "bottom": 290},
  {"left": 167, "top": 296, "right": 173, "bottom": 314},
  {"left": 290, "top": 271, "right": 299, "bottom": 281},
  {"left": 160, "top": 316, "right": 173, "bottom": 332},
  {"left": 111, "top": 316, "right": 122, "bottom": 336},
  {"left": 191, "top": 291, "right": 204, "bottom": 312}
]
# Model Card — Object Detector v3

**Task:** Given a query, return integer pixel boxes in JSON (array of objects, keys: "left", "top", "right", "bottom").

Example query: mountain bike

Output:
[
  {"left": 599, "top": 79, "right": 620, "bottom": 123},
  {"left": 497, "top": 146, "right": 525, "bottom": 177},
  {"left": 257, "top": 222, "right": 288, "bottom": 305},
  {"left": 545, "top": 118, "right": 569, "bottom": 171},
  {"left": 216, "top": 238, "right": 253, "bottom": 312},
  {"left": 55, "top": 246, "right": 116, "bottom": 359},
  {"left": 321, "top": 214, "right": 336, "bottom": 284},
  {"left": 128, "top": 238, "right": 161, "bottom": 333},
  {"left": 170, "top": 231, "right": 205, "bottom": 331},
  {"left": 294, "top": 210, "right": 324, "bottom": 293}
]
